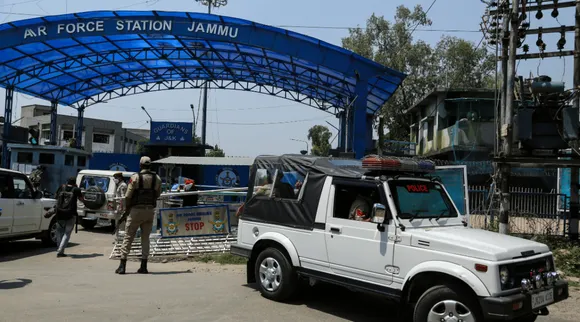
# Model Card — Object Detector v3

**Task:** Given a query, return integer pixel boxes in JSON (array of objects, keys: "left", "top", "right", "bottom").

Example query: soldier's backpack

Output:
[{"left": 56, "top": 185, "right": 76, "bottom": 214}]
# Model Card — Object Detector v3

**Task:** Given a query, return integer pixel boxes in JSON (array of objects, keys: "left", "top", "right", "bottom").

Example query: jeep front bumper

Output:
[{"left": 479, "top": 280, "right": 569, "bottom": 320}]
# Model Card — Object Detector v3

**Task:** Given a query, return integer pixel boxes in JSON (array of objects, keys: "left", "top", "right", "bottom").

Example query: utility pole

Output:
[
  {"left": 570, "top": 0, "right": 580, "bottom": 240},
  {"left": 485, "top": 0, "right": 580, "bottom": 239},
  {"left": 195, "top": 0, "right": 228, "bottom": 147},
  {"left": 498, "top": 0, "right": 519, "bottom": 235}
]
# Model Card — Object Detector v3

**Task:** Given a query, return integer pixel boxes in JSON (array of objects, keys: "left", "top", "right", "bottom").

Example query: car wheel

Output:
[
  {"left": 254, "top": 247, "right": 298, "bottom": 302},
  {"left": 41, "top": 218, "right": 58, "bottom": 246},
  {"left": 513, "top": 314, "right": 538, "bottom": 322},
  {"left": 81, "top": 219, "right": 97, "bottom": 230},
  {"left": 414, "top": 285, "right": 483, "bottom": 322}
]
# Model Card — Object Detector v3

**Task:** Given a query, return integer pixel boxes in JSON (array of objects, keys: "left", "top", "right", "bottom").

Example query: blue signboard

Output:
[{"left": 150, "top": 122, "right": 193, "bottom": 144}]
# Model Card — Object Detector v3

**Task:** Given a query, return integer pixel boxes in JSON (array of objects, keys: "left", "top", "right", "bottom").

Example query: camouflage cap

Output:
[{"left": 113, "top": 172, "right": 123, "bottom": 178}]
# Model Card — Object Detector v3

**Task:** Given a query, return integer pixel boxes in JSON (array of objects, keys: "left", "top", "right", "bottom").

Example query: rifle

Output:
[{"left": 112, "top": 206, "right": 131, "bottom": 236}]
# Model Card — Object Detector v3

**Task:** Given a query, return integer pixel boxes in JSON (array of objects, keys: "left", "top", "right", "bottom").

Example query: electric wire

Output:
[{"left": 131, "top": 115, "right": 333, "bottom": 126}]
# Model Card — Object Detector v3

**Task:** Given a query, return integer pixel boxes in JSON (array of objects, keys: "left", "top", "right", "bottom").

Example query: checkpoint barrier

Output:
[{"left": 110, "top": 188, "right": 246, "bottom": 259}]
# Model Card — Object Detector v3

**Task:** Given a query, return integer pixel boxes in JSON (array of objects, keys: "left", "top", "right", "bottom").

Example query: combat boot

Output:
[
  {"left": 137, "top": 259, "right": 148, "bottom": 274},
  {"left": 115, "top": 259, "right": 127, "bottom": 274}
]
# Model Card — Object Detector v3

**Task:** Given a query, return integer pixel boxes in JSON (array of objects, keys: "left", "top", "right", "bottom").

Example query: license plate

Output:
[
  {"left": 532, "top": 289, "right": 554, "bottom": 309},
  {"left": 97, "top": 218, "right": 110, "bottom": 226}
]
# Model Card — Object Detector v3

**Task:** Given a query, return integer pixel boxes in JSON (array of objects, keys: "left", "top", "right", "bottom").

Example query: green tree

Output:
[
  {"left": 135, "top": 138, "right": 149, "bottom": 155},
  {"left": 307, "top": 125, "right": 332, "bottom": 156},
  {"left": 342, "top": 5, "right": 495, "bottom": 142},
  {"left": 435, "top": 35, "right": 496, "bottom": 89},
  {"left": 206, "top": 144, "right": 225, "bottom": 157}
]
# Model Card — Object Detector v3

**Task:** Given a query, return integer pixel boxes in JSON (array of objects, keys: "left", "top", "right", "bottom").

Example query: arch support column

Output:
[
  {"left": 353, "top": 79, "right": 369, "bottom": 159},
  {"left": 76, "top": 106, "right": 85, "bottom": 149},
  {"left": 50, "top": 100, "right": 58, "bottom": 145},
  {"left": 2, "top": 87, "right": 14, "bottom": 169}
]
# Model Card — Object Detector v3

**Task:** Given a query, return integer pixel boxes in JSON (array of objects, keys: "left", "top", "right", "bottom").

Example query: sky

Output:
[{"left": 0, "top": 0, "right": 576, "bottom": 157}]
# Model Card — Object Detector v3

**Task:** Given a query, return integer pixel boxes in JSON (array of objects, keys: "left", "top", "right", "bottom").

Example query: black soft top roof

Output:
[{"left": 252, "top": 154, "right": 365, "bottom": 179}]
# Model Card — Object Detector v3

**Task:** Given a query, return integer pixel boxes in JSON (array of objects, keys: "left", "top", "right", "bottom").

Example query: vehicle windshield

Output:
[
  {"left": 388, "top": 180, "right": 458, "bottom": 220},
  {"left": 80, "top": 176, "right": 111, "bottom": 193}
]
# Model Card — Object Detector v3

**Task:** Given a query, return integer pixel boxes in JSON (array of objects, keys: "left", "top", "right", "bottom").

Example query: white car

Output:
[
  {"left": 76, "top": 170, "right": 134, "bottom": 229},
  {"left": 0, "top": 168, "right": 58, "bottom": 245},
  {"left": 231, "top": 155, "right": 569, "bottom": 322}
]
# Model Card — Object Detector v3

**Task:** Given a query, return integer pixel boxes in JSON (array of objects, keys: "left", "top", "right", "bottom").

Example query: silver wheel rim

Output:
[
  {"left": 50, "top": 222, "right": 58, "bottom": 244},
  {"left": 259, "top": 257, "right": 282, "bottom": 292},
  {"left": 427, "top": 300, "right": 475, "bottom": 322}
]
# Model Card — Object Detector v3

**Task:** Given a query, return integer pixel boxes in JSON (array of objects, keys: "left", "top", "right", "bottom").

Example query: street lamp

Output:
[
  {"left": 290, "top": 138, "right": 309, "bottom": 155},
  {"left": 141, "top": 106, "right": 153, "bottom": 123},
  {"left": 195, "top": 0, "right": 228, "bottom": 14}
]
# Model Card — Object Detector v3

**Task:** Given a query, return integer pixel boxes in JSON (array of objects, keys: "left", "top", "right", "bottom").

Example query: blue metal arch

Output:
[{"left": 0, "top": 10, "right": 406, "bottom": 159}]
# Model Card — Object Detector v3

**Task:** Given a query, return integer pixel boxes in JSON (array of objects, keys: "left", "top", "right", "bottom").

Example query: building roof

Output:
[
  {"left": 153, "top": 156, "right": 255, "bottom": 166},
  {"left": 0, "top": 10, "right": 406, "bottom": 115},
  {"left": 404, "top": 87, "right": 496, "bottom": 114}
]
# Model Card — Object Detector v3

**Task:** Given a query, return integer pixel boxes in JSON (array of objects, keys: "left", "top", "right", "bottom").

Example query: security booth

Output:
[{"left": 8, "top": 143, "right": 91, "bottom": 195}]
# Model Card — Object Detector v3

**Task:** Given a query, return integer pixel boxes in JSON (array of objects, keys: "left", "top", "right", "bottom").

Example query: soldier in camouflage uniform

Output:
[{"left": 115, "top": 156, "right": 161, "bottom": 275}]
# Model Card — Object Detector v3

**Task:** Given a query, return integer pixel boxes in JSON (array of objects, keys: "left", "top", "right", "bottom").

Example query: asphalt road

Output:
[{"left": 0, "top": 227, "right": 577, "bottom": 322}]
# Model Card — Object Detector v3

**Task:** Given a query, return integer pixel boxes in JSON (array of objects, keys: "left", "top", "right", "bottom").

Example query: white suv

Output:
[
  {"left": 0, "top": 168, "right": 57, "bottom": 245},
  {"left": 231, "top": 155, "right": 569, "bottom": 322},
  {"left": 76, "top": 170, "right": 134, "bottom": 229}
]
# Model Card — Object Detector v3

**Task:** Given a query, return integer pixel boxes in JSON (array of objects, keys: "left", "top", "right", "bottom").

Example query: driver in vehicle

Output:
[{"left": 348, "top": 192, "right": 373, "bottom": 222}]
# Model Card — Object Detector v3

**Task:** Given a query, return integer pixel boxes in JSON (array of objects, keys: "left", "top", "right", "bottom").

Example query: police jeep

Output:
[{"left": 230, "top": 154, "right": 569, "bottom": 322}]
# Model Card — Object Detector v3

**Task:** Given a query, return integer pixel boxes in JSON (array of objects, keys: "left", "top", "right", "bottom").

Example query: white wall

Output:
[{"left": 92, "top": 133, "right": 115, "bottom": 153}]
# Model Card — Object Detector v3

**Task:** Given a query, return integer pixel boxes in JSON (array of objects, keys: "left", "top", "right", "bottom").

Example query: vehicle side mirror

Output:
[
  {"left": 34, "top": 190, "right": 43, "bottom": 199},
  {"left": 371, "top": 203, "right": 387, "bottom": 232}
]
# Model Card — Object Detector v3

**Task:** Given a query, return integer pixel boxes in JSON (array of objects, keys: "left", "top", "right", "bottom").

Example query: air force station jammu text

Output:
[{"left": 23, "top": 20, "right": 240, "bottom": 39}]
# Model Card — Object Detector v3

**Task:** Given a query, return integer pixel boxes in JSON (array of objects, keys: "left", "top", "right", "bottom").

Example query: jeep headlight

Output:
[{"left": 500, "top": 266, "right": 510, "bottom": 285}]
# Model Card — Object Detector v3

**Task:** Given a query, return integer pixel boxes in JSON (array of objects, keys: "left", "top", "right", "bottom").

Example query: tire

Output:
[
  {"left": 513, "top": 314, "right": 538, "bottom": 322},
  {"left": 254, "top": 247, "right": 298, "bottom": 302},
  {"left": 41, "top": 217, "right": 58, "bottom": 246},
  {"left": 83, "top": 186, "right": 106, "bottom": 210},
  {"left": 414, "top": 285, "right": 483, "bottom": 322},
  {"left": 81, "top": 218, "right": 97, "bottom": 230}
]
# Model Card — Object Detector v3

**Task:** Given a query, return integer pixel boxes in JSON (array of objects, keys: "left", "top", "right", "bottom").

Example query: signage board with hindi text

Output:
[{"left": 159, "top": 205, "right": 231, "bottom": 238}]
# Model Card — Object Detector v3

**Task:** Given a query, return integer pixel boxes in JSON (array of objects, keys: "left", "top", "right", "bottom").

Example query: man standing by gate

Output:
[{"left": 115, "top": 156, "right": 161, "bottom": 275}]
